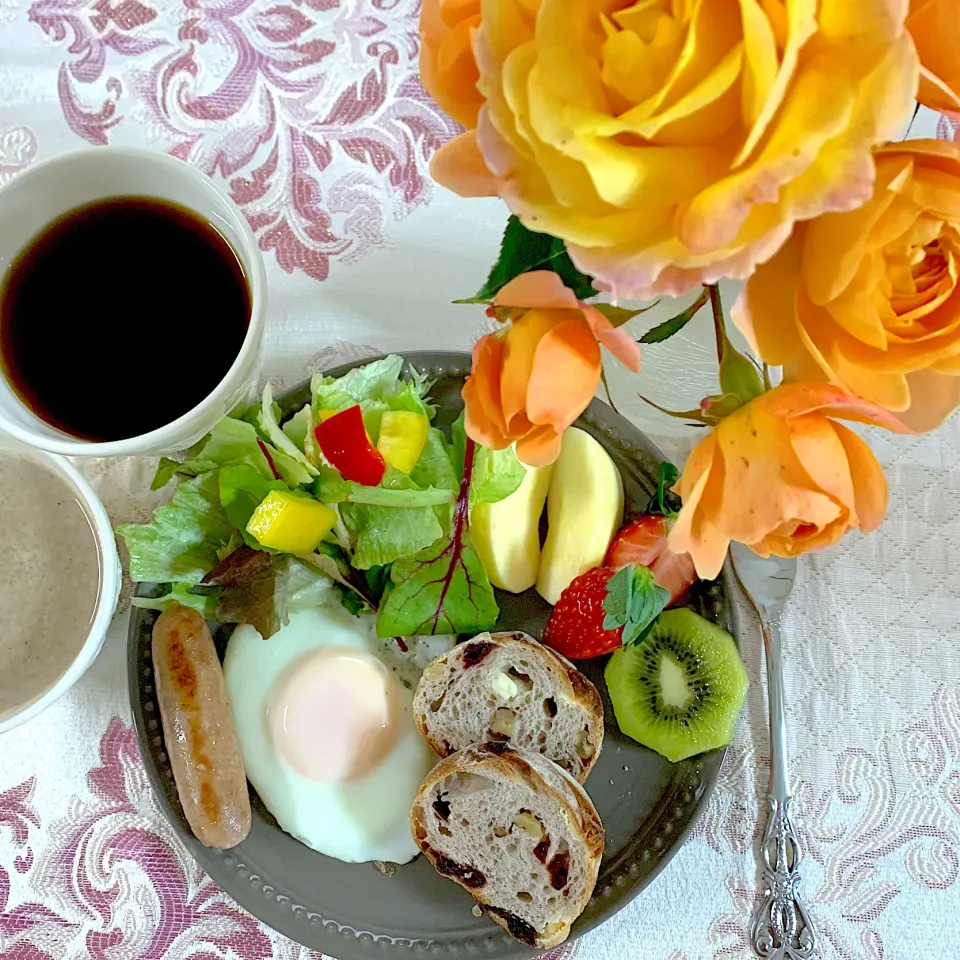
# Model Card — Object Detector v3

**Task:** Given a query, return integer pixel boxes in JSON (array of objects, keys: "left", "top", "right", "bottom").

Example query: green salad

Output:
[{"left": 118, "top": 356, "right": 525, "bottom": 639}]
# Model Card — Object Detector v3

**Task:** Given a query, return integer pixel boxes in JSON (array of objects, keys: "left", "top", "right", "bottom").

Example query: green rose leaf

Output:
[
  {"left": 638, "top": 289, "right": 710, "bottom": 344},
  {"left": 467, "top": 216, "right": 597, "bottom": 302}
]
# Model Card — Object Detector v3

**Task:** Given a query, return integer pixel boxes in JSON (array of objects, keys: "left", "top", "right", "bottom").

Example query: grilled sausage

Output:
[{"left": 152, "top": 602, "right": 251, "bottom": 848}]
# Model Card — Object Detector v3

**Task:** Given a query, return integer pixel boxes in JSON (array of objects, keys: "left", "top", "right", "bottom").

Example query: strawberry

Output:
[
  {"left": 605, "top": 515, "right": 696, "bottom": 605},
  {"left": 542, "top": 568, "right": 619, "bottom": 660},
  {"left": 542, "top": 563, "right": 669, "bottom": 660}
]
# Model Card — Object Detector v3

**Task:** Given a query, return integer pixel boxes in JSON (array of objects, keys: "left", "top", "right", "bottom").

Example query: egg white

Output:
[{"left": 223, "top": 606, "right": 440, "bottom": 864}]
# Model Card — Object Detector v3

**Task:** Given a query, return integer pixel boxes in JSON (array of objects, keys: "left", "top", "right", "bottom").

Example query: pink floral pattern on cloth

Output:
[
  {"left": 2, "top": 685, "right": 959, "bottom": 959},
  {"left": 27, "top": 0, "right": 458, "bottom": 281},
  {"left": 0, "top": 685, "right": 960, "bottom": 960},
  {"left": 0, "top": 720, "right": 580, "bottom": 959}
]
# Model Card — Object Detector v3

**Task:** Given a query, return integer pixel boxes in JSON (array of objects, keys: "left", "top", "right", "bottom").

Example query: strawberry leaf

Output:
[
  {"left": 376, "top": 436, "right": 499, "bottom": 636},
  {"left": 647, "top": 460, "right": 682, "bottom": 518},
  {"left": 602, "top": 564, "right": 670, "bottom": 646}
]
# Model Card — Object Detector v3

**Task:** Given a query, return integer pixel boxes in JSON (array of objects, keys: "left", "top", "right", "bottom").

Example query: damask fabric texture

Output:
[{"left": 0, "top": 3, "right": 959, "bottom": 960}]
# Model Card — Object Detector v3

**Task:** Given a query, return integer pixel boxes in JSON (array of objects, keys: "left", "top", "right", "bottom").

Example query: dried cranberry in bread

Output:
[
  {"left": 413, "top": 631, "right": 604, "bottom": 782},
  {"left": 411, "top": 743, "right": 604, "bottom": 949}
]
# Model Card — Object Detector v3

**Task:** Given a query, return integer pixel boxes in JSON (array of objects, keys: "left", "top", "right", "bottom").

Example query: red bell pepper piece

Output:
[{"left": 314, "top": 405, "right": 386, "bottom": 486}]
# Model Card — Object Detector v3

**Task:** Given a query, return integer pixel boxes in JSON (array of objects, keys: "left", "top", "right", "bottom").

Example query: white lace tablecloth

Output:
[{"left": 1, "top": 4, "right": 959, "bottom": 959}]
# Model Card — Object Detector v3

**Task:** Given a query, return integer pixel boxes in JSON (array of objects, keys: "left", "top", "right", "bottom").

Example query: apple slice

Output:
[
  {"left": 472, "top": 460, "right": 554, "bottom": 593},
  {"left": 536, "top": 427, "right": 623, "bottom": 605}
]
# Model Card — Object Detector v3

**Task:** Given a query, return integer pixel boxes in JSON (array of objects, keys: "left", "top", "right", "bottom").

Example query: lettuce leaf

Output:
[
  {"left": 200, "top": 417, "right": 275, "bottom": 478},
  {"left": 257, "top": 382, "right": 318, "bottom": 478},
  {"left": 268, "top": 447, "right": 315, "bottom": 488},
  {"left": 150, "top": 456, "right": 219, "bottom": 491},
  {"left": 340, "top": 500, "right": 444, "bottom": 570},
  {"left": 376, "top": 530, "right": 497, "bottom": 636},
  {"left": 282, "top": 404, "right": 312, "bottom": 449},
  {"left": 471, "top": 444, "right": 525, "bottom": 507},
  {"left": 132, "top": 582, "right": 220, "bottom": 619},
  {"left": 152, "top": 415, "right": 314, "bottom": 493},
  {"left": 411, "top": 427, "right": 458, "bottom": 491},
  {"left": 312, "top": 355, "right": 405, "bottom": 408},
  {"left": 341, "top": 484, "right": 454, "bottom": 508},
  {"left": 202, "top": 548, "right": 336, "bottom": 638},
  {"left": 313, "top": 464, "right": 453, "bottom": 509},
  {"left": 377, "top": 436, "right": 498, "bottom": 637},
  {"left": 451, "top": 413, "right": 525, "bottom": 507},
  {"left": 117, "top": 472, "right": 234, "bottom": 584}
]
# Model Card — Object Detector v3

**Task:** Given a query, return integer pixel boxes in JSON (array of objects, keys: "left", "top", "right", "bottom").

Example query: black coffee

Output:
[{"left": 0, "top": 196, "right": 250, "bottom": 442}]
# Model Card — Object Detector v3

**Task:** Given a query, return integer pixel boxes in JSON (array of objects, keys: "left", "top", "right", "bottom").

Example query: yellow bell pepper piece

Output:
[
  {"left": 246, "top": 490, "right": 337, "bottom": 554},
  {"left": 376, "top": 411, "right": 429, "bottom": 474}
]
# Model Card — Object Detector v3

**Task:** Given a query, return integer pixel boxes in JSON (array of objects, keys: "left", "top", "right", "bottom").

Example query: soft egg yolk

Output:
[{"left": 266, "top": 647, "right": 402, "bottom": 782}]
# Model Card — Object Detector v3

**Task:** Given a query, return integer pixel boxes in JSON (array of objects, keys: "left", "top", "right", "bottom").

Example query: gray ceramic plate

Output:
[{"left": 128, "top": 352, "right": 739, "bottom": 959}]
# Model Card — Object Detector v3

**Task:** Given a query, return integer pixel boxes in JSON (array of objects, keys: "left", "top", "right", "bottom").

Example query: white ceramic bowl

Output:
[
  {"left": 0, "top": 146, "right": 267, "bottom": 456},
  {"left": 0, "top": 433, "right": 121, "bottom": 734}
]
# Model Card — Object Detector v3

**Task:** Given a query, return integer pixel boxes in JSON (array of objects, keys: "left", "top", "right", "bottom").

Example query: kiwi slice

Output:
[{"left": 605, "top": 608, "right": 748, "bottom": 762}]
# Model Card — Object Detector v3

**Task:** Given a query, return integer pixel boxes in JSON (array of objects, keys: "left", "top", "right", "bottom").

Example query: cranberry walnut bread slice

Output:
[
  {"left": 411, "top": 743, "right": 604, "bottom": 949},
  {"left": 413, "top": 631, "right": 604, "bottom": 782}
]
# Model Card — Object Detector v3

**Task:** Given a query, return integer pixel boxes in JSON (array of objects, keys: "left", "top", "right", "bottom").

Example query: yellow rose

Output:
[
  {"left": 734, "top": 140, "right": 960, "bottom": 432},
  {"left": 420, "top": 0, "right": 483, "bottom": 130},
  {"left": 907, "top": 0, "right": 960, "bottom": 115},
  {"left": 428, "top": 0, "right": 919, "bottom": 301}
]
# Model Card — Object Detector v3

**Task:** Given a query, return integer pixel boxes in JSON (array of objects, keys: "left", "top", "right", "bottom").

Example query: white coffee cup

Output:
[
  {"left": 0, "top": 147, "right": 267, "bottom": 456},
  {"left": 0, "top": 432, "right": 121, "bottom": 734}
]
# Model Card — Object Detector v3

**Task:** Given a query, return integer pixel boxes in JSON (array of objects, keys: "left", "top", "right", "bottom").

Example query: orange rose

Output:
[
  {"left": 462, "top": 271, "right": 640, "bottom": 465},
  {"left": 420, "top": 0, "right": 483, "bottom": 130},
  {"left": 428, "top": 0, "right": 918, "bottom": 301},
  {"left": 734, "top": 140, "right": 960, "bottom": 433},
  {"left": 668, "top": 383, "right": 908, "bottom": 580},
  {"left": 907, "top": 0, "right": 960, "bottom": 115}
]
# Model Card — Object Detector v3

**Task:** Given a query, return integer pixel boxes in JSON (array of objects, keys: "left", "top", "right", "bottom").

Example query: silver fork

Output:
[{"left": 729, "top": 543, "right": 817, "bottom": 960}]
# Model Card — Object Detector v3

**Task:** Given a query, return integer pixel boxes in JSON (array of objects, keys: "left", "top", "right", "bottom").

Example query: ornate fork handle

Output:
[
  {"left": 751, "top": 796, "right": 816, "bottom": 960},
  {"left": 751, "top": 617, "right": 818, "bottom": 960}
]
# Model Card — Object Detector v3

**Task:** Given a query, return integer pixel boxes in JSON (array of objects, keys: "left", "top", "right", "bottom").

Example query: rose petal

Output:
[
  {"left": 829, "top": 421, "right": 888, "bottom": 532},
  {"left": 787, "top": 412, "right": 857, "bottom": 520},
  {"left": 500, "top": 308, "right": 566, "bottom": 425},
  {"left": 669, "top": 434, "right": 730, "bottom": 580},
  {"left": 898, "top": 369, "right": 960, "bottom": 430},
  {"left": 515, "top": 425, "right": 563, "bottom": 467},
  {"left": 732, "top": 236, "right": 807, "bottom": 365},
  {"left": 525, "top": 318, "right": 601, "bottom": 429},
  {"left": 581, "top": 306, "right": 642, "bottom": 372},
  {"left": 495, "top": 270, "right": 579, "bottom": 310},
  {"left": 430, "top": 130, "right": 499, "bottom": 198},
  {"left": 470, "top": 332, "right": 509, "bottom": 435},
  {"left": 757, "top": 382, "right": 914, "bottom": 432},
  {"left": 462, "top": 377, "right": 510, "bottom": 450}
]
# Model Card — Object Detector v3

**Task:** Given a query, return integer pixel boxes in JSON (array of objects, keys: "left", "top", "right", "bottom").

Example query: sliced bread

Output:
[
  {"left": 413, "top": 631, "right": 604, "bottom": 782},
  {"left": 411, "top": 743, "right": 604, "bottom": 948}
]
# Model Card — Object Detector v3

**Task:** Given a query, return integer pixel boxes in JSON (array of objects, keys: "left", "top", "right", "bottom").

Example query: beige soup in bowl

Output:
[{"left": 0, "top": 441, "right": 120, "bottom": 732}]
